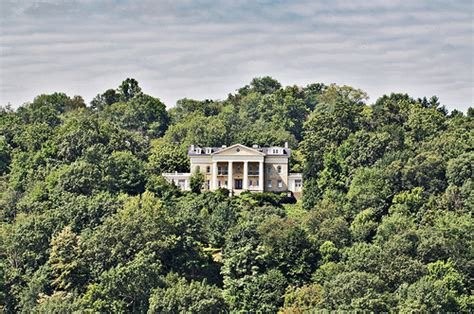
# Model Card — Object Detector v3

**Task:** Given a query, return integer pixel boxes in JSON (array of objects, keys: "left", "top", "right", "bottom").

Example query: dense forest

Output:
[{"left": 0, "top": 77, "right": 472, "bottom": 312}]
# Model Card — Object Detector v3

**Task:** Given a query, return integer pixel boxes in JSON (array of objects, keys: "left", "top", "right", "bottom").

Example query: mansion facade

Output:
[{"left": 163, "top": 143, "right": 303, "bottom": 195}]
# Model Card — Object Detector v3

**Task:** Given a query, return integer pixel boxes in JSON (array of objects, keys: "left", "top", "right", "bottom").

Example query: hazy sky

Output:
[{"left": 0, "top": 0, "right": 472, "bottom": 111}]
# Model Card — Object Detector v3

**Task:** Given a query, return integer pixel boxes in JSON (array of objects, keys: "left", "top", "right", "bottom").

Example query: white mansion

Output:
[{"left": 163, "top": 143, "right": 303, "bottom": 195}]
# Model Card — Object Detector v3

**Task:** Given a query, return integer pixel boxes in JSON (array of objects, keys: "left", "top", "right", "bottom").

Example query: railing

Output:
[
  {"left": 248, "top": 171, "right": 260, "bottom": 175},
  {"left": 162, "top": 172, "right": 191, "bottom": 177}
]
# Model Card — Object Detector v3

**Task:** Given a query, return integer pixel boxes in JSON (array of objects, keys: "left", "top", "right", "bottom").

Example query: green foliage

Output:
[
  {"left": 79, "top": 251, "right": 163, "bottom": 312},
  {"left": 101, "top": 93, "right": 169, "bottom": 137},
  {"left": 282, "top": 283, "right": 324, "bottom": 312},
  {"left": 34, "top": 292, "right": 79, "bottom": 313},
  {"left": 446, "top": 152, "right": 473, "bottom": 187},
  {"left": 347, "top": 167, "right": 394, "bottom": 217},
  {"left": 48, "top": 226, "right": 86, "bottom": 291},
  {"left": 190, "top": 168, "right": 205, "bottom": 193},
  {"left": 147, "top": 138, "right": 189, "bottom": 174},
  {"left": 118, "top": 78, "right": 142, "bottom": 102},
  {"left": 397, "top": 259, "right": 470, "bottom": 314},
  {"left": 0, "top": 136, "right": 11, "bottom": 174},
  {"left": 322, "top": 271, "right": 388, "bottom": 311},
  {"left": 104, "top": 151, "right": 146, "bottom": 194},
  {"left": 0, "top": 78, "right": 471, "bottom": 313},
  {"left": 225, "top": 269, "right": 288, "bottom": 312},
  {"left": 148, "top": 274, "right": 227, "bottom": 313},
  {"left": 350, "top": 208, "right": 378, "bottom": 241}
]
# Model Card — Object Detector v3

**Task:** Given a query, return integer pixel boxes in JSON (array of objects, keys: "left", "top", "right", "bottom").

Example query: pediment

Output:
[{"left": 212, "top": 144, "right": 265, "bottom": 156}]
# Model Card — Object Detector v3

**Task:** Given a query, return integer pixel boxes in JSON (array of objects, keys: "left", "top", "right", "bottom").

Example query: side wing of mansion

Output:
[{"left": 162, "top": 143, "right": 303, "bottom": 195}]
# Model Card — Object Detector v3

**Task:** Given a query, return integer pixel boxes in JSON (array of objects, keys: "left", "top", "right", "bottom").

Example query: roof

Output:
[{"left": 188, "top": 143, "right": 291, "bottom": 157}]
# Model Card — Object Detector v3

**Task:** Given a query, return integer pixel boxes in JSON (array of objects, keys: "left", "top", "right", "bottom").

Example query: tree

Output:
[
  {"left": 169, "top": 98, "right": 222, "bottom": 124},
  {"left": 117, "top": 78, "right": 142, "bottom": 102},
  {"left": 300, "top": 84, "right": 367, "bottom": 208},
  {"left": 0, "top": 136, "right": 11, "bottom": 174},
  {"left": 79, "top": 251, "right": 163, "bottom": 312},
  {"left": 34, "top": 292, "right": 78, "bottom": 313},
  {"left": 48, "top": 226, "right": 86, "bottom": 291},
  {"left": 50, "top": 161, "right": 102, "bottom": 195},
  {"left": 104, "top": 151, "right": 146, "bottom": 194},
  {"left": 350, "top": 208, "right": 378, "bottom": 241},
  {"left": 402, "top": 152, "right": 447, "bottom": 194},
  {"left": 446, "top": 152, "right": 473, "bottom": 187},
  {"left": 91, "top": 89, "right": 119, "bottom": 110},
  {"left": 347, "top": 167, "right": 394, "bottom": 218},
  {"left": 148, "top": 274, "right": 227, "bottom": 313},
  {"left": 282, "top": 283, "right": 324, "bottom": 312},
  {"left": 104, "top": 94, "right": 169, "bottom": 137},
  {"left": 397, "top": 260, "right": 468, "bottom": 313},
  {"left": 321, "top": 271, "right": 388, "bottom": 311},
  {"left": 372, "top": 93, "right": 415, "bottom": 126},
  {"left": 190, "top": 168, "right": 205, "bottom": 194},
  {"left": 225, "top": 269, "right": 288, "bottom": 312},
  {"left": 258, "top": 216, "right": 316, "bottom": 285},
  {"left": 147, "top": 139, "right": 189, "bottom": 174},
  {"left": 238, "top": 76, "right": 282, "bottom": 95}
]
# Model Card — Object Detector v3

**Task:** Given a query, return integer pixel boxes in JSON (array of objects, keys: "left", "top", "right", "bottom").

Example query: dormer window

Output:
[
  {"left": 196, "top": 148, "right": 202, "bottom": 154},
  {"left": 205, "top": 148, "right": 212, "bottom": 154},
  {"left": 272, "top": 148, "right": 279, "bottom": 154}
]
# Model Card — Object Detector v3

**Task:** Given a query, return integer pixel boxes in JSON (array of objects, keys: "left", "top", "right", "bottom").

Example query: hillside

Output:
[{"left": 0, "top": 77, "right": 472, "bottom": 312}]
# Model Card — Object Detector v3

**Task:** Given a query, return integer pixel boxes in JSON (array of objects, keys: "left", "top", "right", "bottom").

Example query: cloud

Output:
[{"left": 0, "top": 0, "right": 472, "bottom": 111}]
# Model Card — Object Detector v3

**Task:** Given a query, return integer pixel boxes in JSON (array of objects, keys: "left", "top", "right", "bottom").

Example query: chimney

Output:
[
  {"left": 190, "top": 144, "right": 195, "bottom": 151},
  {"left": 284, "top": 142, "right": 288, "bottom": 148},
  {"left": 252, "top": 144, "right": 259, "bottom": 148},
  {"left": 222, "top": 145, "right": 227, "bottom": 148}
]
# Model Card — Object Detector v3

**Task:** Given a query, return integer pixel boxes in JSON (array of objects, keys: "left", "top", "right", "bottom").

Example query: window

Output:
[
  {"left": 206, "top": 180, "right": 210, "bottom": 188},
  {"left": 267, "top": 180, "right": 272, "bottom": 188},
  {"left": 249, "top": 180, "right": 253, "bottom": 187},
  {"left": 295, "top": 179, "right": 302, "bottom": 187},
  {"left": 277, "top": 165, "right": 282, "bottom": 173},
  {"left": 267, "top": 166, "right": 271, "bottom": 174},
  {"left": 224, "top": 180, "right": 228, "bottom": 187},
  {"left": 277, "top": 180, "right": 283, "bottom": 188},
  {"left": 218, "top": 180, "right": 221, "bottom": 187},
  {"left": 218, "top": 166, "right": 228, "bottom": 175},
  {"left": 256, "top": 179, "right": 259, "bottom": 187},
  {"left": 205, "top": 148, "right": 212, "bottom": 154},
  {"left": 249, "top": 164, "right": 259, "bottom": 175},
  {"left": 196, "top": 165, "right": 200, "bottom": 172},
  {"left": 272, "top": 148, "right": 279, "bottom": 154},
  {"left": 206, "top": 166, "right": 211, "bottom": 173}
]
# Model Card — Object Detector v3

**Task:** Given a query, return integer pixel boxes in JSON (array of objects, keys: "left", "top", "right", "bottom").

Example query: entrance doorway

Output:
[{"left": 234, "top": 179, "right": 243, "bottom": 189}]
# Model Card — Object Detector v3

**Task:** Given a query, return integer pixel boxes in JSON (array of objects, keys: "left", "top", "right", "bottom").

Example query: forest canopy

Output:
[{"left": 0, "top": 77, "right": 473, "bottom": 312}]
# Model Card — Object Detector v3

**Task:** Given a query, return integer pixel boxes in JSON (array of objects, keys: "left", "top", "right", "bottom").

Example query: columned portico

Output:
[
  {"left": 228, "top": 161, "right": 233, "bottom": 191},
  {"left": 243, "top": 161, "right": 248, "bottom": 190},
  {"left": 212, "top": 161, "right": 218, "bottom": 190},
  {"left": 206, "top": 145, "right": 266, "bottom": 195}
]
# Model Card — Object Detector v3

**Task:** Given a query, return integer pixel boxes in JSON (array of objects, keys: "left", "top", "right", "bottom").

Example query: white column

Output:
[
  {"left": 243, "top": 161, "right": 248, "bottom": 190},
  {"left": 212, "top": 161, "right": 218, "bottom": 190},
  {"left": 259, "top": 160, "right": 264, "bottom": 191},
  {"left": 228, "top": 161, "right": 233, "bottom": 191}
]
